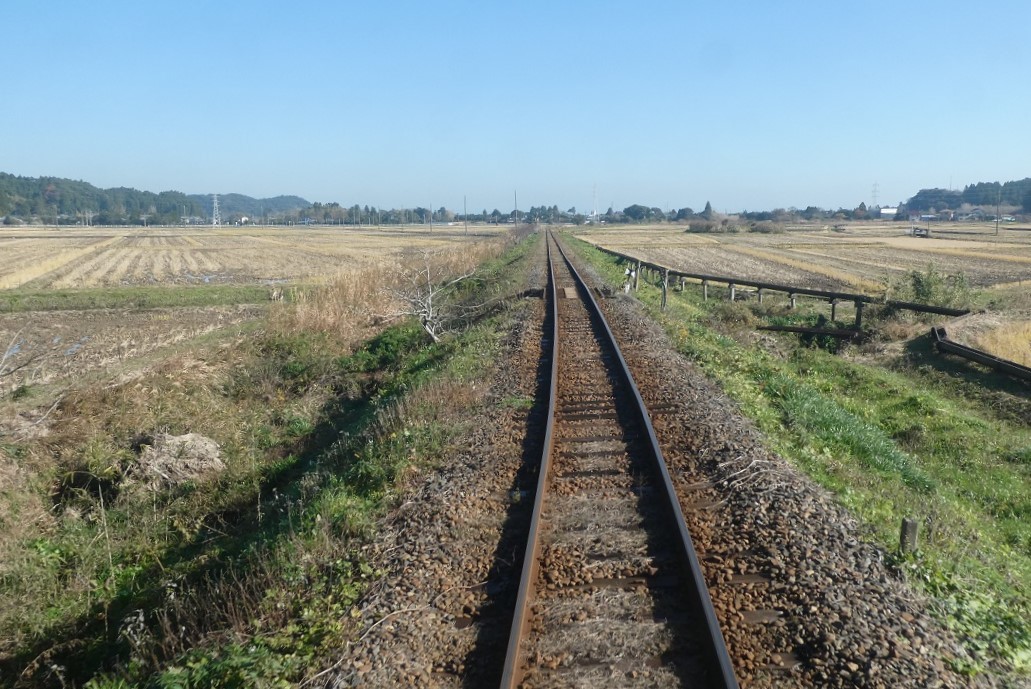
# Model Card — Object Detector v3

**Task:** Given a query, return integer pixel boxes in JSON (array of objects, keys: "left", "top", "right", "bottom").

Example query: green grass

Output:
[
  {"left": 569, "top": 235, "right": 1031, "bottom": 678},
  {"left": 0, "top": 284, "right": 275, "bottom": 312}
]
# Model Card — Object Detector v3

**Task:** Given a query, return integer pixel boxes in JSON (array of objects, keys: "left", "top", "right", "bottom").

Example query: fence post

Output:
[
  {"left": 900, "top": 518, "right": 919, "bottom": 553},
  {"left": 789, "top": 293, "right": 797, "bottom": 309},
  {"left": 634, "top": 260, "right": 641, "bottom": 291},
  {"left": 661, "top": 269, "right": 669, "bottom": 311},
  {"left": 855, "top": 301, "right": 864, "bottom": 329},
  {"left": 757, "top": 288, "right": 764, "bottom": 305},
  {"left": 830, "top": 299, "right": 839, "bottom": 322},
  {"left": 728, "top": 283, "right": 736, "bottom": 301},
  {"left": 702, "top": 280, "right": 709, "bottom": 301}
]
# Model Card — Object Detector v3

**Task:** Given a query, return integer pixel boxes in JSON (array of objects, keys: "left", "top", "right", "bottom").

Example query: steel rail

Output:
[
  {"left": 499, "top": 236, "right": 560, "bottom": 689},
  {"left": 499, "top": 231, "right": 739, "bottom": 689},
  {"left": 932, "top": 326, "right": 1031, "bottom": 382}
]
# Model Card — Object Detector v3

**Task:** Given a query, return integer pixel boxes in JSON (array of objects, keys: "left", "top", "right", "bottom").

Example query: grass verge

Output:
[
  {"left": 0, "top": 231, "right": 538, "bottom": 687},
  {"left": 568, "top": 234, "right": 1031, "bottom": 679}
]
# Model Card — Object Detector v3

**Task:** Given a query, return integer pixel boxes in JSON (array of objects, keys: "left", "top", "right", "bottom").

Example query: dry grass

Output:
[
  {"left": 974, "top": 320, "right": 1031, "bottom": 367},
  {"left": 273, "top": 238, "right": 509, "bottom": 345},
  {"left": 533, "top": 588, "right": 676, "bottom": 678},
  {"left": 0, "top": 226, "right": 508, "bottom": 288},
  {"left": 0, "top": 236, "right": 125, "bottom": 288}
]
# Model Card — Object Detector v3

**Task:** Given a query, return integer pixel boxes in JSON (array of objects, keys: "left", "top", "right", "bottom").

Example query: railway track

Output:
[{"left": 500, "top": 232, "right": 738, "bottom": 688}]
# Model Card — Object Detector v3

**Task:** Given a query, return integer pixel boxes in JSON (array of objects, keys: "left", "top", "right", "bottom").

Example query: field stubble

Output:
[{"left": 0, "top": 225, "right": 506, "bottom": 288}]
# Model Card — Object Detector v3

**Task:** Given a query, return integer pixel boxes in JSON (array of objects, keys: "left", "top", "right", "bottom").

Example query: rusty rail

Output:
[
  {"left": 499, "top": 231, "right": 739, "bottom": 688},
  {"left": 499, "top": 236, "right": 560, "bottom": 688},
  {"left": 931, "top": 327, "right": 1031, "bottom": 382}
]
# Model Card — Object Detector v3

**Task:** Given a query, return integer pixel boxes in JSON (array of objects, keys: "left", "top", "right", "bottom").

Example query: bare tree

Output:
[
  {"left": 0, "top": 329, "right": 77, "bottom": 399},
  {"left": 382, "top": 249, "right": 479, "bottom": 343}
]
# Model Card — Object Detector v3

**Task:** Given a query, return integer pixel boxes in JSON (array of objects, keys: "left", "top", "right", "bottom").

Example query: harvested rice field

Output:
[
  {"left": 575, "top": 222, "right": 1031, "bottom": 292},
  {"left": 0, "top": 225, "right": 505, "bottom": 289},
  {"left": 0, "top": 225, "right": 504, "bottom": 396}
]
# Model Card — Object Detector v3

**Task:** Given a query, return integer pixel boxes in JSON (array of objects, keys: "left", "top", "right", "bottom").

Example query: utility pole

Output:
[
  {"left": 514, "top": 190, "right": 518, "bottom": 225},
  {"left": 464, "top": 195, "right": 468, "bottom": 234},
  {"left": 996, "top": 189, "right": 1001, "bottom": 236}
]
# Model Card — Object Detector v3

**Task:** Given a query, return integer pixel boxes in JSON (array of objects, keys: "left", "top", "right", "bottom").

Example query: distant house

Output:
[
  {"left": 880, "top": 207, "right": 898, "bottom": 219},
  {"left": 958, "top": 208, "right": 986, "bottom": 221}
]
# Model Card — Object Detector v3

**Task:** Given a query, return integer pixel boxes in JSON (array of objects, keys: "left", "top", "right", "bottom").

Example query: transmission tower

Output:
[
  {"left": 871, "top": 182, "right": 879, "bottom": 207},
  {"left": 211, "top": 194, "right": 222, "bottom": 227}
]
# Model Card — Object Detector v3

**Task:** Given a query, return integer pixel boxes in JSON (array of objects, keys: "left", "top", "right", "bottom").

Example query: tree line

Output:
[
  {"left": 905, "top": 178, "right": 1031, "bottom": 213},
  {"left": 3, "top": 171, "right": 1028, "bottom": 228},
  {"left": 0, "top": 173, "right": 309, "bottom": 226}
]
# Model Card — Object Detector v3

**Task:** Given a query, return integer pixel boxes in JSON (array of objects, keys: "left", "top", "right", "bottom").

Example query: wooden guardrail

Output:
[
  {"left": 758, "top": 325, "right": 862, "bottom": 339},
  {"left": 885, "top": 300, "right": 970, "bottom": 317}
]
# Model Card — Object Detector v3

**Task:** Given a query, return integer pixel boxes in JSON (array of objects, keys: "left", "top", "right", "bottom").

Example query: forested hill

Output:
[
  {"left": 906, "top": 177, "right": 1031, "bottom": 212},
  {"left": 0, "top": 172, "right": 309, "bottom": 225},
  {"left": 186, "top": 193, "right": 309, "bottom": 220}
]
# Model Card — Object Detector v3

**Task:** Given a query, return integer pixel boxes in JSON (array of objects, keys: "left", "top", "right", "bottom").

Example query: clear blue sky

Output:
[{"left": 3, "top": 0, "right": 1028, "bottom": 213}]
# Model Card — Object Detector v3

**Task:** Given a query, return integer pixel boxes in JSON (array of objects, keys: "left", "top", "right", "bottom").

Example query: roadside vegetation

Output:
[
  {"left": 569, "top": 235, "right": 1031, "bottom": 681},
  {"left": 0, "top": 229, "right": 535, "bottom": 687}
]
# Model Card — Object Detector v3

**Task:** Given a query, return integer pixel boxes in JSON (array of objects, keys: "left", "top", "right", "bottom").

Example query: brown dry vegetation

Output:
[
  {"left": 0, "top": 225, "right": 507, "bottom": 289},
  {"left": 275, "top": 237, "right": 510, "bottom": 346},
  {"left": 971, "top": 319, "right": 1031, "bottom": 367}
]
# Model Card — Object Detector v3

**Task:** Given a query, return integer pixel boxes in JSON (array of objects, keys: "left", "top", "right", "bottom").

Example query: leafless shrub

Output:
[
  {"left": 716, "top": 452, "right": 790, "bottom": 498},
  {"left": 381, "top": 249, "right": 481, "bottom": 343},
  {"left": 1, "top": 328, "right": 74, "bottom": 399}
]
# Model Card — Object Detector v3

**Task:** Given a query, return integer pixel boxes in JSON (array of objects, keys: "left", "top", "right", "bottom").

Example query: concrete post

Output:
[{"left": 900, "top": 518, "right": 919, "bottom": 553}]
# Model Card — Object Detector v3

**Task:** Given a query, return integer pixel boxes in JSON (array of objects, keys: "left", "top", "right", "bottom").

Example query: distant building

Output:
[
  {"left": 957, "top": 208, "right": 986, "bottom": 221},
  {"left": 880, "top": 207, "right": 898, "bottom": 219}
]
